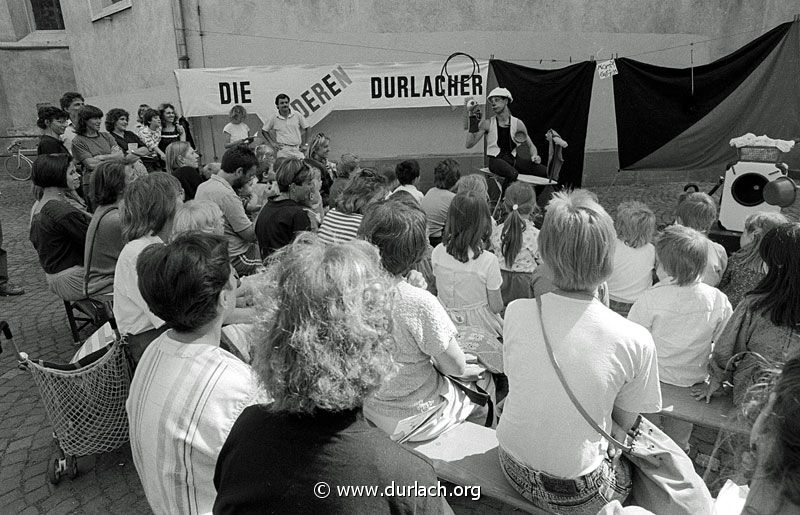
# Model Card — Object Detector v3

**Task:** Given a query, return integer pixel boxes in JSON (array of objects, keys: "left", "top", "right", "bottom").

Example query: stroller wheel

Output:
[
  {"left": 67, "top": 456, "right": 79, "bottom": 479},
  {"left": 47, "top": 457, "right": 62, "bottom": 485}
]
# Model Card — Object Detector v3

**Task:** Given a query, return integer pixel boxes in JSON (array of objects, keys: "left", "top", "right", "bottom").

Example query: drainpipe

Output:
[{"left": 172, "top": 0, "right": 190, "bottom": 69}]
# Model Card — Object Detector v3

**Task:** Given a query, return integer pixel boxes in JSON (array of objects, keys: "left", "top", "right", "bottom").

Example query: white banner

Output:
[{"left": 174, "top": 60, "right": 489, "bottom": 126}]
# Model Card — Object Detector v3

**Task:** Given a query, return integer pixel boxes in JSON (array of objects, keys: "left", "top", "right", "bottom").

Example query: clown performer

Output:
[{"left": 465, "top": 87, "right": 547, "bottom": 188}]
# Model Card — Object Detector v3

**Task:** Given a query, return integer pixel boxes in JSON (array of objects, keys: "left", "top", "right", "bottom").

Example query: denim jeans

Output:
[{"left": 499, "top": 447, "right": 632, "bottom": 514}]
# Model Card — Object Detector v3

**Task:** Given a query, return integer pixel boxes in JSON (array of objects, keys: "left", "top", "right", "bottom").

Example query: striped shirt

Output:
[
  {"left": 317, "top": 209, "right": 363, "bottom": 245},
  {"left": 126, "top": 333, "right": 262, "bottom": 515}
]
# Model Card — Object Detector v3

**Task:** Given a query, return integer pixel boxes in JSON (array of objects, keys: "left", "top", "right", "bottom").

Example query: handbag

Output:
[{"left": 536, "top": 296, "right": 713, "bottom": 515}]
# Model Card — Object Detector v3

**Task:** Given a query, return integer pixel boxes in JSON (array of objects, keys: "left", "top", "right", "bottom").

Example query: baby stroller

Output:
[{"left": 3, "top": 318, "right": 132, "bottom": 484}]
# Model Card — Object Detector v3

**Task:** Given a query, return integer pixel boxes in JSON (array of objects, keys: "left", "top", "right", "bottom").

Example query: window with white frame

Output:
[{"left": 88, "top": 0, "right": 132, "bottom": 22}]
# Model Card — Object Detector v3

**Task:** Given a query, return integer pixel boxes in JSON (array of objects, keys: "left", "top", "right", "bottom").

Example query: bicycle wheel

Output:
[{"left": 4, "top": 155, "right": 31, "bottom": 181}]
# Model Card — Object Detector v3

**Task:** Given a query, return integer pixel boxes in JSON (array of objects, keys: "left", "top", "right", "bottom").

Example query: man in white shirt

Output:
[
  {"left": 59, "top": 91, "right": 84, "bottom": 153},
  {"left": 127, "top": 232, "right": 262, "bottom": 515},
  {"left": 261, "top": 93, "right": 309, "bottom": 159}
]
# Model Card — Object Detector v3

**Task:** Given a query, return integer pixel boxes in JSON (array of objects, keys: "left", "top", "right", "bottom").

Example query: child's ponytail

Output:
[
  {"left": 501, "top": 205, "right": 524, "bottom": 268},
  {"left": 499, "top": 182, "right": 536, "bottom": 269}
]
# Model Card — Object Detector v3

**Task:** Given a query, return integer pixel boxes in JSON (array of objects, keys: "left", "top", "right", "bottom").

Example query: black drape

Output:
[
  {"left": 489, "top": 59, "right": 595, "bottom": 188},
  {"left": 613, "top": 22, "right": 792, "bottom": 170}
]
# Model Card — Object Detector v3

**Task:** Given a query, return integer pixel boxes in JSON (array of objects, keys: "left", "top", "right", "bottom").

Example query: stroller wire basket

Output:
[{"left": 24, "top": 339, "right": 132, "bottom": 457}]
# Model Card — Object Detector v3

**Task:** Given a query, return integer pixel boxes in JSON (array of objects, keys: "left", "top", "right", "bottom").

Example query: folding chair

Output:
[{"left": 63, "top": 298, "right": 109, "bottom": 346}]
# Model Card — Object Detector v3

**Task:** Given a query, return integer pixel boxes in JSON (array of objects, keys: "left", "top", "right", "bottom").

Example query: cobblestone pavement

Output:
[{"left": 0, "top": 172, "right": 796, "bottom": 514}]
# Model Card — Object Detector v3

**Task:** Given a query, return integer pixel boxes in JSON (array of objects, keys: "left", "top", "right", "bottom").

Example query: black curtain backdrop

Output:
[
  {"left": 614, "top": 22, "right": 792, "bottom": 170},
  {"left": 489, "top": 59, "right": 595, "bottom": 188}
]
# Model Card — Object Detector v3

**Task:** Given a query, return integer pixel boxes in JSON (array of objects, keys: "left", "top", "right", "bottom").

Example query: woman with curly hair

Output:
[{"left": 213, "top": 235, "right": 446, "bottom": 514}]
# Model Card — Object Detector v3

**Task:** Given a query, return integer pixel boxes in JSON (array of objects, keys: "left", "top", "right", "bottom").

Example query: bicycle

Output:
[{"left": 4, "top": 140, "right": 36, "bottom": 181}]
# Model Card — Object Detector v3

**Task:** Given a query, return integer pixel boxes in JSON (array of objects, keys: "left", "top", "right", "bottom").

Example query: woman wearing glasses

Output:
[
  {"left": 305, "top": 133, "right": 336, "bottom": 206},
  {"left": 255, "top": 158, "right": 321, "bottom": 258}
]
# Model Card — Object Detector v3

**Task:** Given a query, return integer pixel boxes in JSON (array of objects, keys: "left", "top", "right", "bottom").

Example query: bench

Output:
[
  {"left": 659, "top": 383, "right": 750, "bottom": 480},
  {"left": 407, "top": 422, "right": 548, "bottom": 514}
]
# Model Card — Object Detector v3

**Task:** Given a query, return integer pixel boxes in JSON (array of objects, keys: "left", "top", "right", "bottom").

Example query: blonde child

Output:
[
  {"left": 661, "top": 192, "right": 727, "bottom": 286},
  {"left": 606, "top": 201, "right": 656, "bottom": 316},
  {"left": 223, "top": 105, "right": 252, "bottom": 148},
  {"left": 490, "top": 182, "right": 539, "bottom": 305},
  {"left": 717, "top": 211, "right": 788, "bottom": 309},
  {"left": 629, "top": 225, "right": 732, "bottom": 450},
  {"left": 432, "top": 191, "right": 504, "bottom": 372}
]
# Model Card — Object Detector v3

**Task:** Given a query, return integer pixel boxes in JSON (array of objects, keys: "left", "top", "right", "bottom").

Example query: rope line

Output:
[{"left": 182, "top": 23, "right": 778, "bottom": 65}]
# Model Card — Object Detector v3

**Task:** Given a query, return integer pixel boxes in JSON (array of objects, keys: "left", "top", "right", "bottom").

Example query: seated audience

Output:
[
  {"left": 327, "top": 152, "right": 359, "bottom": 205},
  {"left": 741, "top": 356, "right": 800, "bottom": 513},
  {"left": 381, "top": 164, "right": 399, "bottom": 191},
  {"left": 157, "top": 103, "right": 185, "bottom": 153},
  {"left": 136, "top": 108, "right": 167, "bottom": 169},
  {"left": 497, "top": 190, "right": 662, "bottom": 514},
  {"left": 30, "top": 154, "right": 90, "bottom": 301},
  {"left": 628, "top": 225, "right": 732, "bottom": 450},
  {"left": 255, "top": 158, "right": 320, "bottom": 258},
  {"left": 392, "top": 159, "right": 423, "bottom": 203},
  {"left": 165, "top": 141, "right": 204, "bottom": 201},
  {"left": 696, "top": 222, "right": 800, "bottom": 406},
  {"left": 606, "top": 201, "right": 657, "bottom": 316},
  {"left": 172, "top": 200, "right": 224, "bottom": 236},
  {"left": 317, "top": 168, "right": 387, "bottom": 245},
  {"left": 71, "top": 105, "right": 127, "bottom": 208},
  {"left": 195, "top": 146, "right": 261, "bottom": 276},
  {"left": 660, "top": 192, "right": 727, "bottom": 286},
  {"left": 113, "top": 172, "right": 183, "bottom": 360},
  {"left": 490, "top": 182, "right": 539, "bottom": 305},
  {"left": 127, "top": 232, "right": 260, "bottom": 515},
  {"left": 105, "top": 108, "right": 150, "bottom": 180},
  {"left": 359, "top": 199, "right": 487, "bottom": 442},
  {"left": 254, "top": 144, "right": 275, "bottom": 181},
  {"left": 83, "top": 162, "right": 128, "bottom": 298},
  {"left": 421, "top": 158, "right": 460, "bottom": 247},
  {"left": 213, "top": 235, "right": 445, "bottom": 513},
  {"left": 58, "top": 91, "right": 84, "bottom": 153},
  {"left": 718, "top": 211, "right": 788, "bottom": 309},
  {"left": 36, "top": 105, "right": 71, "bottom": 155},
  {"left": 432, "top": 191, "right": 504, "bottom": 372},
  {"left": 456, "top": 173, "right": 489, "bottom": 199},
  {"left": 305, "top": 133, "right": 336, "bottom": 205}
]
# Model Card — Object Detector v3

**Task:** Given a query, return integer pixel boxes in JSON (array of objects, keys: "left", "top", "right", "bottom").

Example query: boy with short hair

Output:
[
  {"left": 392, "top": 159, "right": 423, "bottom": 203},
  {"left": 629, "top": 225, "right": 732, "bottom": 450},
  {"left": 666, "top": 192, "right": 728, "bottom": 286}
]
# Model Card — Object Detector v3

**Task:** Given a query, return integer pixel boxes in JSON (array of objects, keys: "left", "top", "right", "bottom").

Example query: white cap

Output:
[{"left": 488, "top": 87, "right": 513, "bottom": 102}]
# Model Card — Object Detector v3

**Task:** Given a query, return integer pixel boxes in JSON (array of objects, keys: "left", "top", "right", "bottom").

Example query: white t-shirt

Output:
[
  {"left": 223, "top": 122, "right": 250, "bottom": 143},
  {"left": 497, "top": 293, "right": 662, "bottom": 478},
  {"left": 628, "top": 279, "right": 732, "bottom": 387},
  {"left": 606, "top": 240, "right": 656, "bottom": 303},
  {"left": 113, "top": 235, "right": 165, "bottom": 335},
  {"left": 392, "top": 184, "right": 424, "bottom": 204}
]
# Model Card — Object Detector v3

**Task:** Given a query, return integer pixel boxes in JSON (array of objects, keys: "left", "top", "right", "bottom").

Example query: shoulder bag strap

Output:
[{"left": 536, "top": 295, "right": 631, "bottom": 453}]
